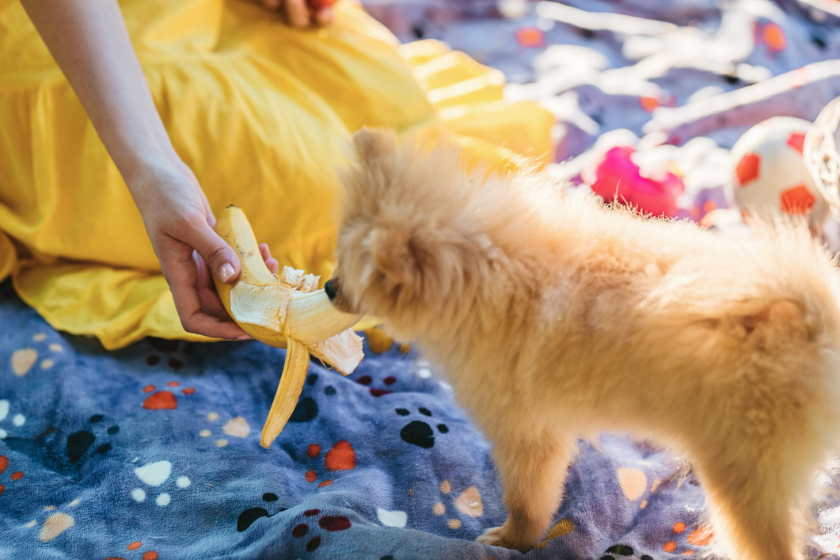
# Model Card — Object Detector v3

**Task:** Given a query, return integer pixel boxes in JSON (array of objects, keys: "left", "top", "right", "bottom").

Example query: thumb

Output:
[{"left": 188, "top": 223, "right": 241, "bottom": 284}]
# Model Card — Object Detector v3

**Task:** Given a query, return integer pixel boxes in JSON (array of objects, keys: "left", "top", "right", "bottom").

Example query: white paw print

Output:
[
  {"left": 416, "top": 360, "right": 432, "bottom": 379},
  {"left": 0, "top": 399, "right": 26, "bottom": 439},
  {"left": 130, "top": 460, "right": 191, "bottom": 507}
]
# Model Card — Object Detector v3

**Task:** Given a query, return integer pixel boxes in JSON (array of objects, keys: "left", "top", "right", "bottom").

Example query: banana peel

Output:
[{"left": 213, "top": 206, "right": 364, "bottom": 448}]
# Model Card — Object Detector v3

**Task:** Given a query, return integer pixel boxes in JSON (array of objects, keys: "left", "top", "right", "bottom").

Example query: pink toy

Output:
[{"left": 587, "top": 146, "right": 685, "bottom": 217}]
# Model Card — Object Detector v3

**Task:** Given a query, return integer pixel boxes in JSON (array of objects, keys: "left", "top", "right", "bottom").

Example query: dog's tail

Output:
[{"left": 643, "top": 220, "right": 840, "bottom": 345}]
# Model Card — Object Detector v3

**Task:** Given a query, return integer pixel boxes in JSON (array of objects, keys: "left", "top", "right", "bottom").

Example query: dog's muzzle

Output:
[{"left": 324, "top": 279, "right": 338, "bottom": 301}]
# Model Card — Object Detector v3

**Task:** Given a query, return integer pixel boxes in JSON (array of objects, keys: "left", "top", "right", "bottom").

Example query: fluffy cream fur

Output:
[{"left": 329, "top": 128, "right": 840, "bottom": 560}]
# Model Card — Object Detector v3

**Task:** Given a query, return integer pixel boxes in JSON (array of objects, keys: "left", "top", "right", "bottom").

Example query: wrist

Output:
[{"left": 118, "top": 147, "right": 183, "bottom": 193}]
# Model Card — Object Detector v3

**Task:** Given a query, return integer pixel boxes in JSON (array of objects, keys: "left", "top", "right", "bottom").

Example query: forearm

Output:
[{"left": 20, "top": 0, "right": 177, "bottom": 184}]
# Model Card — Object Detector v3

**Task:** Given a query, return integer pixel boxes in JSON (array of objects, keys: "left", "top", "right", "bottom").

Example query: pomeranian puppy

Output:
[{"left": 326, "top": 128, "right": 840, "bottom": 560}]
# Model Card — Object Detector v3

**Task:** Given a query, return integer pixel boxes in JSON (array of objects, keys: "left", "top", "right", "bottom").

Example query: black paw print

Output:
[
  {"left": 309, "top": 371, "right": 338, "bottom": 398},
  {"left": 276, "top": 372, "right": 341, "bottom": 427},
  {"left": 291, "top": 508, "right": 352, "bottom": 552},
  {"left": 66, "top": 414, "right": 119, "bottom": 463},
  {"left": 600, "top": 544, "right": 652, "bottom": 560},
  {"left": 396, "top": 407, "right": 448, "bottom": 449},
  {"left": 287, "top": 374, "right": 324, "bottom": 424},
  {"left": 145, "top": 338, "right": 193, "bottom": 370},
  {"left": 236, "top": 492, "right": 287, "bottom": 532}
]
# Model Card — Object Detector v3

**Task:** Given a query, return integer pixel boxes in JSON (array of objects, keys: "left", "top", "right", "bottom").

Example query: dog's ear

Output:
[
  {"left": 353, "top": 127, "right": 398, "bottom": 163},
  {"left": 368, "top": 224, "right": 418, "bottom": 285}
]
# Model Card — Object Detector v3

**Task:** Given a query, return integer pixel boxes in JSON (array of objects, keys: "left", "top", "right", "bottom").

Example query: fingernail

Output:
[
  {"left": 219, "top": 263, "right": 235, "bottom": 282},
  {"left": 237, "top": 335, "right": 252, "bottom": 341}
]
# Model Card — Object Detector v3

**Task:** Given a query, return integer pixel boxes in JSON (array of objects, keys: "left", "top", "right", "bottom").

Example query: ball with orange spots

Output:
[
  {"left": 516, "top": 27, "right": 544, "bottom": 48},
  {"left": 762, "top": 23, "right": 787, "bottom": 52},
  {"left": 726, "top": 117, "right": 828, "bottom": 228},
  {"left": 639, "top": 96, "right": 661, "bottom": 112}
]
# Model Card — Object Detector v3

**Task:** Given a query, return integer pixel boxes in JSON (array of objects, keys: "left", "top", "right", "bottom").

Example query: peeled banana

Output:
[{"left": 213, "top": 206, "right": 364, "bottom": 448}]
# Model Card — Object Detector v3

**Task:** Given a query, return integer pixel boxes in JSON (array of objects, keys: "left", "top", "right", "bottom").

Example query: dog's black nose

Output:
[{"left": 324, "top": 279, "right": 337, "bottom": 301}]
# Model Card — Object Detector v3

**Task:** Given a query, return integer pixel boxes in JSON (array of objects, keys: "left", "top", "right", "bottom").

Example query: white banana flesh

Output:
[
  {"left": 284, "top": 290, "right": 362, "bottom": 346},
  {"left": 212, "top": 206, "right": 365, "bottom": 448}
]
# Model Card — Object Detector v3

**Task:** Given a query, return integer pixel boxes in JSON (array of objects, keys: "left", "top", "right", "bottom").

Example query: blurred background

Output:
[{"left": 360, "top": 0, "right": 840, "bottom": 235}]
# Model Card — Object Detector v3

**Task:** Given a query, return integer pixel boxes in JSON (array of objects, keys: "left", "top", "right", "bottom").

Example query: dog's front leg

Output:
[{"left": 477, "top": 431, "right": 572, "bottom": 552}]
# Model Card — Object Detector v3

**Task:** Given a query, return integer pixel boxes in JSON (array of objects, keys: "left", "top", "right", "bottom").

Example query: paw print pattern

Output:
[
  {"left": 199, "top": 412, "right": 251, "bottom": 448},
  {"left": 431, "top": 480, "right": 484, "bottom": 530},
  {"left": 144, "top": 338, "right": 193, "bottom": 370},
  {"left": 0, "top": 399, "right": 25, "bottom": 439},
  {"left": 130, "top": 460, "right": 191, "bottom": 507},
  {"left": 236, "top": 492, "right": 287, "bottom": 532},
  {"left": 415, "top": 360, "right": 433, "bottom": 379},
  {"left": 24, "top": 497, "right": 81, "bottom": 542},
  {"left": 596, "top": 522, "right": 713, "bottom": 559},
  {"left": 662, "top": 522, "right": 714, "bottom": 555},
  {"left": 284, "top": 373, "right": 333, "bottom": 423},
  {"left": 11, "top": 332, "right": 64, "bottom": 376},
  {"left": 396, "top": 407, "right": 448, "bottom": 449},
  {"left": 141, "top": 381, "right": 195, "bottom": 410},
  {"left": 303, "top": 440, "right": 356, "bottom": 487},
  {"left": 0, "top": 455, "right": 24, "bottom": 497},
  {"left": 599, "top": 544, "right": 650, "bottom": 560},
  {"left": 289, "top": 374, "right": 321, "bottom": 422},
  {"left": 376, "top": 507, "right": 407, "bottom": 528},
  {"left": 355, "top": 374, "right": 396, "bottom": 397},
  {"left": 102, "top": 540, "right": 159, "bottom": 560},
  {"left": 617, "top": 467, "right": 649, "bottom": 506},
  {"left": 291, "top": 509, "right": 352, "bottom": 553},
  {"left": 66, "top": 414, "right": 119, "bottom": 463},
  {"left": 302, "top": 372, "right": 339, "bottom": 399}
]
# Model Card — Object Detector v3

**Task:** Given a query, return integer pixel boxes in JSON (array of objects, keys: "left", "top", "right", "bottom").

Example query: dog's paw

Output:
[
  {"left": 477, "top": 527, "right": 514, "bottom": 549},
  {"left": 478, "top": 525, "right": 538, "bottom": 553}
]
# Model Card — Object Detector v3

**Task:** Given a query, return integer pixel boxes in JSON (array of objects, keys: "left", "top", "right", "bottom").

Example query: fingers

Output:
[
  {"left": 163, "top": 242, "right": 249, "bottom": 340},
  {"left": 284, "top": 0, "right": 310, "bottom": 28},
  {"left": 197, "top": 188, "right": 216, "bottom": 229},
  {"left": 183, "top": 308, "right": 249, "bottom": 340},
  {"left": 261, "top": 0, "right": 332, "bottom": 28},
  {"left": 314, "top": 6, "right": 333, "bottom": 26},
  {"left": 184, "top": 218, "right": 241, "bottom": 285},
  {"left": 259, "top": 243, "right": 280, "bottom": 275},
  {"left": 193, "top": 251, "right": 240, "bottom": 321}
]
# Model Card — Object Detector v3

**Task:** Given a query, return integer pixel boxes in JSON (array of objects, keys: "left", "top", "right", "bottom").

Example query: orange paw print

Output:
[
  {"left": 303, "top": 440, "right": 356, "bottom": 488},
  {"left": 142, "top": 381, "right": 195, "bottom": 410},
  {"left": 663, "top": 522, "right": 714, "bottom": 555},
  {"left": 103, "top": 539, "right": 159, "bottom": 560},
  {"left": 0, "top": 455, "right": 24, "bottom": 498}
]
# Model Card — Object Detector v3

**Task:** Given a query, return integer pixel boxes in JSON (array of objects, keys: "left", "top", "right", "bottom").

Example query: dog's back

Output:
[{"left": 335, "top": 129, "right": 840, "bottom": 560}]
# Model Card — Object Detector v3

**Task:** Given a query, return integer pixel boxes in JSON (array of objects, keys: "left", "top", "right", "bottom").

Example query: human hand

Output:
[
  {"left": 19, "top": 0, "right": 282, "bottom": 340},
  {"left": 127, "top": 157, "right": 279, "bottom": 340},
  {"left": 252, "top": 0, "right": 336, "bottom": 28}
]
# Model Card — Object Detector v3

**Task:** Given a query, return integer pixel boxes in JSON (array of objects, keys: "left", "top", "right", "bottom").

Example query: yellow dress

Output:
[{"left": 0, "top": 0, "right": 553, "bottom": 349}]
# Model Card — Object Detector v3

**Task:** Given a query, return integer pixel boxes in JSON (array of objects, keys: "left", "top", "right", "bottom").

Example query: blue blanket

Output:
[
  {"left": 7, "top": 0, "right": 840, "bottom": 558},
  {"left": 0, "top": 280, "right": 730, "bottom": 560}
]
